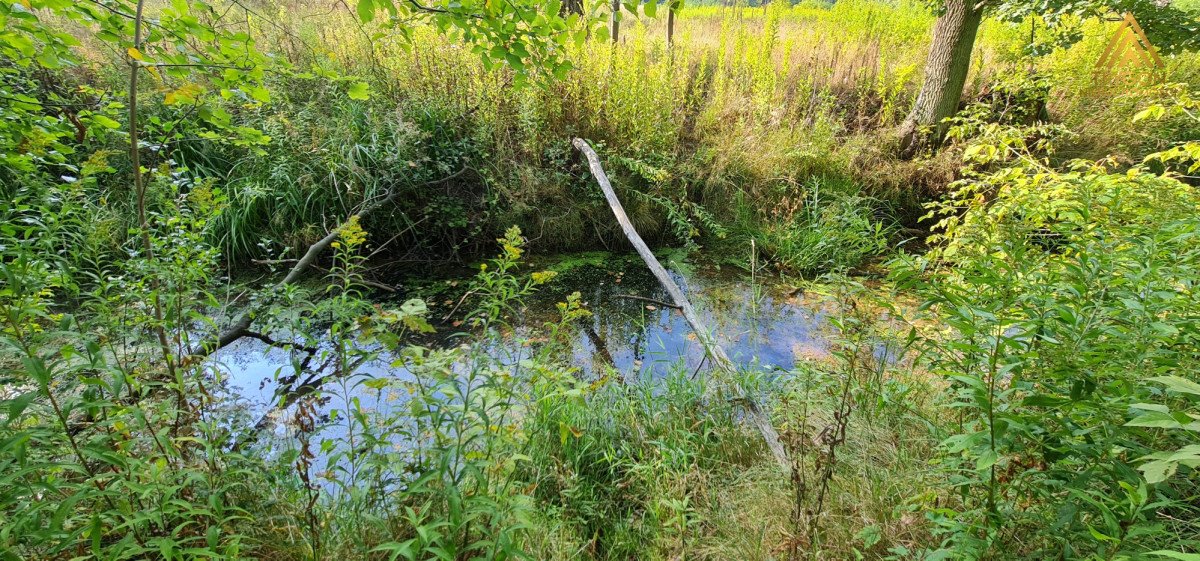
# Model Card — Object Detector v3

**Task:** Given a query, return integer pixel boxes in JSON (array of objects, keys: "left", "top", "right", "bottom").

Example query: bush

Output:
[{"left": 892, "top": 121, "right": 1200, "bottom": 558}]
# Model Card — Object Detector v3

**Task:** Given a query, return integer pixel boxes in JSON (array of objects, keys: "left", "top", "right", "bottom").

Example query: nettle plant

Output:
[{"left": 894, "top": 112, "right": 1200, "bottom": 558}]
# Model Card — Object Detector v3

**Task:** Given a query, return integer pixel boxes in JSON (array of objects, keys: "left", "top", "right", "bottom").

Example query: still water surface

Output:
[{"left": 210, "top": 257, "right": 838, "bottom": 444}]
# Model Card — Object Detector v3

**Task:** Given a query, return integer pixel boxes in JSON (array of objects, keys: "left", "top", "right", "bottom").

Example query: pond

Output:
[{"left": 209, "top": 253, "right": 841, "bottom": 451}]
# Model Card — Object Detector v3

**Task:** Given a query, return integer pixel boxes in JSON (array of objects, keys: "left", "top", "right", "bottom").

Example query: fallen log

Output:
[
  {"left": 190, "top": 166, "right": 467, "bottom": 361},
  {"left": 572, "top": 138, "right": 791, "bottom": 475}
]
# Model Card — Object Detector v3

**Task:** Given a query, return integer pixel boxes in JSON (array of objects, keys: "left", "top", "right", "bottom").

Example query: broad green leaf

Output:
[
  {"left": 247, "top": 85, "right": 271, "bottom": 103},
  {"left": 89, "top": 115, "right": 121, "bottom": 130},
  {"left": 347, "top": 81, "right": 371, "bottom": 100},
  {"left": 1150, "top": 375, "right": 1200, "bottom": 397},
  {"left": 1138, "top": 459, "right": 1177, "bottom": 484},
  {"left": 1125, "top": 411, "right": 1182, "bottom": 428},
  {"left": 976, "top": 449, "right": 999, "bottom": 471},
  {"left": 1132, "top": 105, "right": 1165, "bottom": 123},
  {"left": 6, "top": 392, "right": 36, "bottom": 423},
  {"left": 1149, "top": 551, "right": 1200, "bottom": 561},
  {"left": 357, "top": 0, "right": 375, "bottom": 23}
]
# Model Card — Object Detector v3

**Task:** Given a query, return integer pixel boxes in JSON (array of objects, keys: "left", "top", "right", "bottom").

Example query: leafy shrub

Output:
[{"left": 894, "top": 121, "right": 1200, "bottom": 558}]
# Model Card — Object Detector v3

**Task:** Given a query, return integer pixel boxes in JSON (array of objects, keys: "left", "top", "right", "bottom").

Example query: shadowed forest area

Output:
[{"left": 2, "top": 0, "right": 1200, "bottom": 558}]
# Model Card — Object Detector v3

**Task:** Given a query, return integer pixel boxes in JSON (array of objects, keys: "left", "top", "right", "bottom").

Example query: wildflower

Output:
[
  {"left": 338, "top": 215, "right": 367, "bottom": 249},
  {"left": 530, "top": 270, "right": 557, "bottom": 284}
]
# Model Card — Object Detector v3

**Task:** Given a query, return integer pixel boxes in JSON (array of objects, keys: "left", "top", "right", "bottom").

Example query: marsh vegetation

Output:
[{"left": 2, "top": 0, "right": 1200, "bottom": 559}]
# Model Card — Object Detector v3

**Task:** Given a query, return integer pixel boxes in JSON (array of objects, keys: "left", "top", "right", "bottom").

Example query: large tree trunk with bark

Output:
[{"left": 898, "top": 0, "right": 983, "bottom": 158}]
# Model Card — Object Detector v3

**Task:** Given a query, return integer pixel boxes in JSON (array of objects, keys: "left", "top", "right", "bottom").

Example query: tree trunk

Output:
[
  {"left": 560, "top": 0, "right": 582, "bottom": 16},
  {"left": 610, "top": 0, "right": 620, "bottom": 43},
  {"left": 898, "top": 0, "right": 983, "bottom": 158},
  {"left": 667, "top": 3, "right": 675, "bottom": 47}
]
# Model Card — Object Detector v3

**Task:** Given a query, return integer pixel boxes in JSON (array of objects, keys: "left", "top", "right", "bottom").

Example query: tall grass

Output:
[
  {"left": 164, "top": 0, "right": 976, "bottom": 262},
  {"left": 41, "top": 0, "right": 1200, "bottom": 270}
]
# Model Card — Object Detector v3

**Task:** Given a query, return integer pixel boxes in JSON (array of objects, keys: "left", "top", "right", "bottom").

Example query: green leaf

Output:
[
  {"left": 1125, "top": 411, "right": 1182, "bottom": 429},
  {"left": 1086, "top": 524, "right": 1118, "bottom": 543},
  {"left": 347, "top": 81, "right": 371, "bottom": 101},
  {"left": 1149, "top": 551, "right": 1200, "bottom": 561},
  {"left": 1022, "top": 394, "right": 1069, "bottom": 407},
  {"left": 1132, "top": 105, "right": 1165, "bottom": 123},
  {"left": 1138, "top": 459, "right": 1177, "bottom": 484},
  {"left": 36, "top": 48, "right": 62, "bottom": 69},
  {"left": 89, "top": 115, "right": 121, "bottom": 130},
  {"left": 357, "top": 0, "right": 375, "bottom": 23},
  {"left": 6, "top": 392, "right": 36, "bottom": 423},
  {"left": 1150, "top": 375, "right": 1200, "bottom": 397},
  {"left": 247, "top": 85, "right": 271, "bottom": 103},
  {"left": 976, "top": 449, "right": 999, "bottom": 471}
]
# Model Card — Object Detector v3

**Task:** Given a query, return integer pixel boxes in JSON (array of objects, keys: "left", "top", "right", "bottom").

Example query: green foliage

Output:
[
  {"left": 737, "top": 177, "right": 892, "bottom": 275},
  {"left": 467, "top": 226, "right": 558, "bottom": 328},
  {"left": 354, "top": 0, "right": 605, "bottom": 84},
  {"left": 6, "top": 0, "right": 1200, "bottom": 559},
  {"left": 990, "top": 0, "right": 1200, "bottom": 54},
  {"left": 0, "top": 163, "right": 264, "bottom": 560},
  {"left": 1130, "top": 376, "right": 1200, "bottom": 485},
  {"left": 521, "top": 362, "right": 776, "bottom": 560},
  {"left": 892, "top": 116, "right": 1200, "bottom": 558},
  {"left": 1135, "top": 83, "right": 1200, "bottom": 176}
]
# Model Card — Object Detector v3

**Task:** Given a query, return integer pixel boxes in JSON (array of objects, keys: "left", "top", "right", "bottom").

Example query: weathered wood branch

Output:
[
  {"left": 572, "top": 138, "right": 791, "bottom": 475},
  {"left": 192, "top": 166, "right": 468, "bottom": 361},
  {"left": 251, "top": 259, "right": 399, "bottom": 293}
]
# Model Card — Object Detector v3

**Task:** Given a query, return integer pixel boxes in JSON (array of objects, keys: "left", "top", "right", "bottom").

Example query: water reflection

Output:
[
  {"left": 212, "top": 261, "right": 835, "bottom": 443},
  {"left": 533, "top": 265, "right": 832, "bottom": 382}
]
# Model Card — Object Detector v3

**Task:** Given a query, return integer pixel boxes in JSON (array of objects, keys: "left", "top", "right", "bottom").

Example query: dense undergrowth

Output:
[
  {"left": 3, "top": 0, "right": 1200, "bottom": 559},
  {"left": 13, "top": 0, "right": 1200, "bottom": 270}
]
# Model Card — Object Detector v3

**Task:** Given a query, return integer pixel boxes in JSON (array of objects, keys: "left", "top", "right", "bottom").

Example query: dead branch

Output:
[
  {"left": 614, "top": 294, "right": 681, "bottom": 310},
  {"left": 250, "top": 260, "right": 399, "bottom": 293},
  {"left": 191, "top": 166, "right": 467, "bottom": 361},
  {"left": 572, "top": 137, "right": 791, "bottom": 475}
]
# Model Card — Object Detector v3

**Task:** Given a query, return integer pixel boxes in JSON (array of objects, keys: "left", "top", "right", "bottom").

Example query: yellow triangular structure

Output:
[{"left": 1095, "top": 13, "right": 1165, "bottom": 88}]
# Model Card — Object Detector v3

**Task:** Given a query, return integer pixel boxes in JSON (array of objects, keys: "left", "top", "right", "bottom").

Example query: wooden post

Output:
[{"left": 572, "top": 138, "right": 791, "bottom": 475}]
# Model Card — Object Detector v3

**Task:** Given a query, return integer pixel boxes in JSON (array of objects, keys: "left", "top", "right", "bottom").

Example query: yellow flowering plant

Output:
[{"left": 467, "top": 226, "right": 558, "bottom": 329}]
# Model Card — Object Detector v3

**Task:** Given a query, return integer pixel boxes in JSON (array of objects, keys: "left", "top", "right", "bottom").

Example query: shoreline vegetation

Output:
[{"left": 2, "top": 0, "right": 1200, "bottom": 559}]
